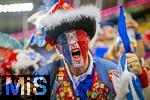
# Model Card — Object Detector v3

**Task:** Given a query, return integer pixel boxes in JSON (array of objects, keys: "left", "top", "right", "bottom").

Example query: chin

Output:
[{"left": 72, "top": 61, "right": 84, "bottom": 68}]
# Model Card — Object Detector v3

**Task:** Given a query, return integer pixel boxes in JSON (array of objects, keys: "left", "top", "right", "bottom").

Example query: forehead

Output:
[
  {"left": 65, "top": 30, "right": 77, "bottom": 41},
  {"left": 65, "top": 29, "right": 87, "bottom": 38},
  {"left": 102, "top": 26, "right": 113, "bottom": 31},
  {"left": 57, "top": 30, "right": 77, "bottom": 43},
  {"left": 57, "top": 29, "right": 88, "bottom": 43}
]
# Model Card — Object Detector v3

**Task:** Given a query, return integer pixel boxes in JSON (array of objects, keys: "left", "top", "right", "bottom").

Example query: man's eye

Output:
[{"left": 70, "top": 43, "right": 75, "bottom": 47}]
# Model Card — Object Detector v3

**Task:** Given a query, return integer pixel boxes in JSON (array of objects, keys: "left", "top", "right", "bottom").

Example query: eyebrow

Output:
[{"left": 66, "top": 31, "right": 78, "bottom": 42}]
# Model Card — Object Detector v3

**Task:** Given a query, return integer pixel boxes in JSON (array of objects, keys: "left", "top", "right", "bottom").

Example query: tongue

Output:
[{"left": 73, "top": 55, "right": 80, "bottom": 59}]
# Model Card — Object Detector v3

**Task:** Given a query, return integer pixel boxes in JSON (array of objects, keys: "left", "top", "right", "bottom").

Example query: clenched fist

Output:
[{"left": 126, "top": 53, "right": 142, "bottom": 75}]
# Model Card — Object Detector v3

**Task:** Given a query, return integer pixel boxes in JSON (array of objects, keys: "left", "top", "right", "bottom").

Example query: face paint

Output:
[
  {"left": 75, "top": 30, "right": 89, "bottom": 65},
  {"left": 57, "top": 33, "right": 73, "bottom": 65},
  {"left": 57, "top": 29, "right": 89, "bottom": 68}
]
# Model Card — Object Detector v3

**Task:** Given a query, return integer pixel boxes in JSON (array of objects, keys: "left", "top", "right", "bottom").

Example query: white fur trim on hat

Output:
[{"left": 36, "top": 5, "right": 100, "bottom": 32}]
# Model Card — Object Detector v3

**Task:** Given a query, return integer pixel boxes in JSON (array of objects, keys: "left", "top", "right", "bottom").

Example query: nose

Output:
[
  {"left": 69, "top": 36, "right": 77, "bottom": 44},
  {"left": 69, "top": 38, "right": 78, "bottom": 49},
  {"left": 70, "top": 42, "right": 78, "bottom": 49}
]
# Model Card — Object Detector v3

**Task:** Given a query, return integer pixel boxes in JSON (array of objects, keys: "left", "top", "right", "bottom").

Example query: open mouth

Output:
[{"left": 71, "top": 49, "right": 81, "bottom": 60}]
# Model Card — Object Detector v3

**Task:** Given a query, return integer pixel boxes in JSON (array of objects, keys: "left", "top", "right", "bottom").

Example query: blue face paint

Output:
[{"left": 57, "top": 33, "right": 73, "bottom": 65}]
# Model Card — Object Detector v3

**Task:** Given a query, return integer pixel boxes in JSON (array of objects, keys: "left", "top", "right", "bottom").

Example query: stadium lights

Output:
[{"left": 0, "top": 3, "right": 33, "bottom": 13}]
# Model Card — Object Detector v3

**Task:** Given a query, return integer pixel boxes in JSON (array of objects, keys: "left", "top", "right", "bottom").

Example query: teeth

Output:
[{"left": 73, "top": 49, "right": 79, "bottom": 52}]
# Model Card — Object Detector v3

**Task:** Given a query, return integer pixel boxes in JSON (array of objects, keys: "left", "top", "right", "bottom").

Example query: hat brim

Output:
[{"left": 45, "top": 16, "right": 96, "bottom": 43}]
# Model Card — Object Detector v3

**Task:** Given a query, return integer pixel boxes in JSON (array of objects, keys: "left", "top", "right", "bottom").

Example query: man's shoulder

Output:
[
  {"left": 93, "top": 57, "right": 119, "bottom": 72},
  {"left": 35, "top": 59, "right": 63, "bottom": 75}
]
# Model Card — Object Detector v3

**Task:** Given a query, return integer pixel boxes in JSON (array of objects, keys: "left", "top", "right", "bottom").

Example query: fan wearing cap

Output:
[
  {"left": 100, "top": 22, "right": 116, "bottom": 46},
  {"left": 126, "top": 18, "right": 145, "bottom": 60},
  {"left": 93, "top": 22, "right": 116, "bottom": 58}
]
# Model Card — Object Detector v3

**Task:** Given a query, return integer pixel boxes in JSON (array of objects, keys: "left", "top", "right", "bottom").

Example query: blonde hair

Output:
[{"left": 104, "top": 42, "right": 118, "bottom": 61}]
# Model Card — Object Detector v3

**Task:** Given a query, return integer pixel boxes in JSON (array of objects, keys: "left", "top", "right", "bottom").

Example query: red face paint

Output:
[{"left": 75, "top": 29, "right": 89, "bottom": 64}]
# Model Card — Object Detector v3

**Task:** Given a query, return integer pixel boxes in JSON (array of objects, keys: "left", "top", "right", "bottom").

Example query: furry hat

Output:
[
  {"left": 27, "top": 10, "right": 46, "bottom": 25},
  {"left": 36, "top": 5, "right": 100, "bottom": 44}
]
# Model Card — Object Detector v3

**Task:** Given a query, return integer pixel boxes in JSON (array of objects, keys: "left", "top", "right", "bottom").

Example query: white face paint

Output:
[{"left": 127, "top": 28, "right": 136, "bottom": 41}]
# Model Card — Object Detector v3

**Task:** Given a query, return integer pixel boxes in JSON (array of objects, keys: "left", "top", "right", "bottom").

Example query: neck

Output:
[{"left": 68, "top": 56, "right": 89, "bottom": 76}]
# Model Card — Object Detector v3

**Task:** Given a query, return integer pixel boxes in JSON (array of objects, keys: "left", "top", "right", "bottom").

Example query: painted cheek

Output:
[
  {"left": 77, "top": 37, "right": 89, "bottom": 63},
  {"left": 61, "top": 43, "right": 73, "bottom": 64}
]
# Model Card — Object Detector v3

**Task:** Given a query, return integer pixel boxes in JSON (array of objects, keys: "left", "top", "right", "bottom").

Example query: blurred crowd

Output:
[
  {"left": 92, "top": 18, "right": 150, "bottom": 80},
  {"left": 91, "top": 18, "right": 150, "bottom": 99}
]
